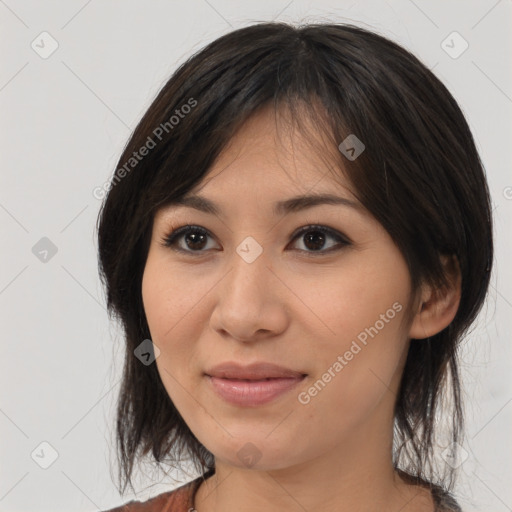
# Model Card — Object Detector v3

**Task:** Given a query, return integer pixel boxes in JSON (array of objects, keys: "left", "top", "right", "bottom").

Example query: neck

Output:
[{"left": 193, "top": 419, "right": 434, "bottom": 512}]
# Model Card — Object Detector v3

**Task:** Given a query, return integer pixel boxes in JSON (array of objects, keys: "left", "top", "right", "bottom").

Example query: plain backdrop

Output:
[{"left": 1, "top": 1, "right": 511, "bottom": 511}]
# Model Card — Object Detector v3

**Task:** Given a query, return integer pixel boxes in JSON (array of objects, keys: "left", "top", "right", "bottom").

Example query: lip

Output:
[
  {"left": 205, "top": 361, "right": 306, "bottom": 380},
  {"left": 205, "top": 362, "right": 307, "bottom": 407}
]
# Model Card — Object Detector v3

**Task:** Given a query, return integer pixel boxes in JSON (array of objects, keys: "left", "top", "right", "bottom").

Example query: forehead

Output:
[
  {"left": 188, "top": 105, "right": 355, "bottom": 199},
  {"left": 153, "top": 104, "right": 368, "bottom": 226}
]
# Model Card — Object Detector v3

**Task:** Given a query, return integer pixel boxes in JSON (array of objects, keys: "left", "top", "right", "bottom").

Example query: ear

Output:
[{"left": 408, "top": 255, "right": 461, "bottom": 340}]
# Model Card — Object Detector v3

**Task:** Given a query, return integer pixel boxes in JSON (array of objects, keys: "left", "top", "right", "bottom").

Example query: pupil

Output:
[
  {"left": 304, "top": 231, "right": 325, "bottom": 251},
  {"left": 187, "top": 232, "right": 206, "bottom": 250}
]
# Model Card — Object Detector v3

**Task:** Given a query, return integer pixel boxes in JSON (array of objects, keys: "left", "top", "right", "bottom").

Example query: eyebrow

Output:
[{"left": 166, "top": 193, "right": 362, "bottom": 217}]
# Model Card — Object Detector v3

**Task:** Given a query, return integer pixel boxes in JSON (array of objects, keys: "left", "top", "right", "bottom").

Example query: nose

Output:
[{"left": 209, "top": 240, "right": 289, "bottom": 343}]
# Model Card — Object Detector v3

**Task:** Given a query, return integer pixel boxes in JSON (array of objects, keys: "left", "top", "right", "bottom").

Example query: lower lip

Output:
[{"left": 206, "top": 375, "right": 306, "bottom": 407}]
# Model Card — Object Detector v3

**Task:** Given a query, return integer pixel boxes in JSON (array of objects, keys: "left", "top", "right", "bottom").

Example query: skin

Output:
[{"left": 141, "top": 105, "right": 461, "bottom": 512}]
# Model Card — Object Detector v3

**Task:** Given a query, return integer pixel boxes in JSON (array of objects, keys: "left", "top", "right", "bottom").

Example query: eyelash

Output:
[{"left": 160, "top": 223, "right": 351, "bottom": 257}]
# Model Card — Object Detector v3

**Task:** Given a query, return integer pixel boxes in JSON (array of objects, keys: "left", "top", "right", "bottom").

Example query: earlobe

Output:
[{"left": 408, "top": 256, "right": 461, "bottom": 340}]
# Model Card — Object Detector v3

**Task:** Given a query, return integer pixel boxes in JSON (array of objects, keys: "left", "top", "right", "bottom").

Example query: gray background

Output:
[{"left": 1, "top": 1, "right": 511, "bottom": 511}]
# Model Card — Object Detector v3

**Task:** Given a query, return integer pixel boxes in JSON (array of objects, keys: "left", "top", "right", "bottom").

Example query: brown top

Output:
[
  {"left": 100, "top": 469, "right": 462, "bottom": 512},
  {"left": 101, "top": 469, "right": 215, "bottom": 512}
]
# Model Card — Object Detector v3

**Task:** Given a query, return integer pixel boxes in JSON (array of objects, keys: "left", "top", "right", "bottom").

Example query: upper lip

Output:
[{"left": 205, "top": 362, "right": 307, "bottom": 380}]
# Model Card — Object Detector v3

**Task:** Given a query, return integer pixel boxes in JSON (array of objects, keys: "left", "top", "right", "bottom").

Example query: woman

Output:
[{"left": 97, "top": 21, "right": 493, "bottom": 512}]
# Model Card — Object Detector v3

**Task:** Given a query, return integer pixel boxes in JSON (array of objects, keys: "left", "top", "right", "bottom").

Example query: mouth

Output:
[{"left": 205, "top": 362, "right": 307, "bottom": 407}]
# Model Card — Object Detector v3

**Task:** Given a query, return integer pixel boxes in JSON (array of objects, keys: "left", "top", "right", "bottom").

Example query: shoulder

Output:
[{"left": 100, "top": 473, "right": 209, "bottom": 512}]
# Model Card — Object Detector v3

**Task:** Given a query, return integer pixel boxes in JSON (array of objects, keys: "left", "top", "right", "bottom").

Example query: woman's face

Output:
[{"left": 142, "top": 106, "right": 417, "bottom": 471}]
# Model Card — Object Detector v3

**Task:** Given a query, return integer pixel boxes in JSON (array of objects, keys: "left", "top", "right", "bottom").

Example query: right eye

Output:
[{"left": 160, "top": 225, "right": 219, "bottom": 254}]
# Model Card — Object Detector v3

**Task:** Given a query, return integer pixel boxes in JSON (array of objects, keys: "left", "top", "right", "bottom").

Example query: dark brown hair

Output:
[{"left": 96, "top": 21, "right": 493, "bottom": 495}]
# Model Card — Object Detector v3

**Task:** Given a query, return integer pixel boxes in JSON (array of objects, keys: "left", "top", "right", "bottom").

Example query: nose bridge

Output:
[{"left": 226, "top": 234, "right": 270, "bottom": 297}]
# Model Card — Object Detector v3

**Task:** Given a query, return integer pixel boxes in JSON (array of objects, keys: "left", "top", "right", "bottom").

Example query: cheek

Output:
[
  {"left": 141, "top": 261, "right": 196, "bottom": 420},
  {"left": 296, "top": 251, "right": 411, "bottom": 420},
  {"left": 306, "top": 248, "right": 411, "bottom": 343},
  {"left": 295, "top": 310, "right": 409, "bottom": 444},
  {"left": 141, "top": 253, "right": 222, "bottom": 414},
  {"left": 142, "top": 254, "right": 209, "bottom": 344},
  {"left": 141, "top": 256, "right": 199, "bottom": 378}
]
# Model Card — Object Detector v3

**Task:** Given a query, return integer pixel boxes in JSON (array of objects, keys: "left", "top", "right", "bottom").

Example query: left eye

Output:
[
  {"left": 161, "top": 224, "right": 351, "bottom": 255},
  {"left": 289, "top": 225, "right": 351, "bottom": 254}
]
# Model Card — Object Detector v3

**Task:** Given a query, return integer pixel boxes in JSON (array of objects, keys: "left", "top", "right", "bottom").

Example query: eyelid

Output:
[
  {"left": 290, "top": 223, "right": 352, "bottom": 246},
  {"left": 160, "top": 224, "right": 214, "bottom": 250}
]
